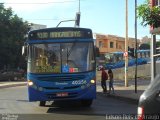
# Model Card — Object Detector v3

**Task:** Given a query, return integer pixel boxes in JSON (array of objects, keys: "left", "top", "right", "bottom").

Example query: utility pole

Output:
[
  {"left": 79, "top": 0, "right": 80, "bottom": 12},
  {"left": 125, "top": 0, "right": 129, "bottom": 87},
  {"left": 135, "top": 0, "right": 137, "bottom": 93}
]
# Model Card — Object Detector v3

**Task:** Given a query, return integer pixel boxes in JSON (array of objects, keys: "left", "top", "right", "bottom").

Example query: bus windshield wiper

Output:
[{"left": 67, "top": 41, "right": 77, "bottom": 58}]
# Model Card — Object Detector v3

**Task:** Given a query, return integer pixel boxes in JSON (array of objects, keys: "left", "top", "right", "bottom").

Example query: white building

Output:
[{"left": 30, "top": 23, "right": 47, "bottom": 31}]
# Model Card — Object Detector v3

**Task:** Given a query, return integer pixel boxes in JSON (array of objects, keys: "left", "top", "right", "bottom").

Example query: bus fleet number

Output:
[{"left": 72, "top": 80, "right": 87, "bottom": 85}]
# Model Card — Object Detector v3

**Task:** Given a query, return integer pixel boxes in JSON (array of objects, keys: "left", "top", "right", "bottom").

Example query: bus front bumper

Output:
[{"left": 28, "top": 85, "right": 96, "bottom": 101}]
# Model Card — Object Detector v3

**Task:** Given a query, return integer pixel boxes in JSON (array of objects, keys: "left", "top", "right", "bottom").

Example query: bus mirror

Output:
[
  {"left": 156, "top": 90, "right": 160, "bottom": 101},
  {"left": 22, "top": 46, "right": 25, "bottom": 56},
  {"left": 22, "top": 45, "right": 27, "bottom": 56}
]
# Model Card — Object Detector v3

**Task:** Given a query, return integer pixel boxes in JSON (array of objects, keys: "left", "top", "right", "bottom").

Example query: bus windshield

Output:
[{"left": 28, "top": 42, "right": 95, "bottom": 73}]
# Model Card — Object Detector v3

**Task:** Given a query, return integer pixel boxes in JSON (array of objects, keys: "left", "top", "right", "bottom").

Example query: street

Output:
[{"left": 0, "top": 86, "right": 137, "bottom": 120}]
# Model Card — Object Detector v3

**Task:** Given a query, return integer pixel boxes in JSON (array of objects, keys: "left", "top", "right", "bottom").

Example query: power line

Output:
[
  {"left": 25, "top": 19, "right": 59, "bottom": 21},
  {"left": 25, "top": 18, "right": 74, "bottom": 21}
]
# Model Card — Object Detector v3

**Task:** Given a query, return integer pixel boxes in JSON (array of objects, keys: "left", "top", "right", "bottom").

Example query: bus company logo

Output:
[{"left": 55, "top": 82, "right": 68, "bottom": 85}]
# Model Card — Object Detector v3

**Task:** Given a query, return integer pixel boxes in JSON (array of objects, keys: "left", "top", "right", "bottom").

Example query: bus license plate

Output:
[{"left": 56, "top": 92, "right": 68, "bottom": 97}]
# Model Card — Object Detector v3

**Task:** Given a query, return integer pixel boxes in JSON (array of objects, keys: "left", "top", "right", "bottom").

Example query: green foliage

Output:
[
  {"left": 137, "top": 0, "right": 160, "bottom": 27},
  {"left": 156, "top": 41, "right": 160, "bottom": 47},
  {"left": 0, "top": 4, "right": 29, "bottom": 70}
]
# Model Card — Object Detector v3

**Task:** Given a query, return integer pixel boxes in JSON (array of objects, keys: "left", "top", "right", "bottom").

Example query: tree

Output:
[
  {"left": 0, "top": 4, "right": 30, "bottom": 70},
  {"left": 137, "top": 0, "right": 160, "bottom": 27},
  {"left": 156, "top": 41, "right": 160, "bottom": 48}
]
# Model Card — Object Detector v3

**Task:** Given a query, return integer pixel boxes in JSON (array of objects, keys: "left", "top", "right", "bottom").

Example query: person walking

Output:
[
  {"left": 101, "top": 67, "right": 108, "bottom": 93},
  {"left": 108, "top": 69, "right": 115, "bottom": 94}
]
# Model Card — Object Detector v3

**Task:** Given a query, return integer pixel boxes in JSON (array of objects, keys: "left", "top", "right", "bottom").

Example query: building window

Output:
[
  {"left": 110, "top": 42, "right": 114, "bottom": 48},
  {"left": 99, "top": 41, "right": 103, "bottom": 48}
]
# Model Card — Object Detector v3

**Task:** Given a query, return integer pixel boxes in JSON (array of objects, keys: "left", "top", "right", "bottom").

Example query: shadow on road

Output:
[
  {"left": 46, "top": 99, "right": 104, "bottom": 116},
  {"left": 46, "top": 92, "right": 137, "bottom": 116}
]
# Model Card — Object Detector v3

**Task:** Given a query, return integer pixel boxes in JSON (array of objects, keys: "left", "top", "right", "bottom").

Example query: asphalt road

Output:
[{"left": 0, "top": 86, "right": 138, "bottom": 120}]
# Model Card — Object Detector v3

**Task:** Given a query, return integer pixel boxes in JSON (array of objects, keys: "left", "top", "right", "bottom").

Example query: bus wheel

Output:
[
  {"left": 39, "top": 101, "right": 46, "bottom": 106},
  {"left": 81, "top": 99, "right": 93, "bottom": 107}
]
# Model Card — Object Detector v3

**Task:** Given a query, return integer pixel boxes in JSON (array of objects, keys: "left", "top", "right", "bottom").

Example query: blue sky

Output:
[{"left": 0, "top": 0, "right": 150, "bottom": 39}]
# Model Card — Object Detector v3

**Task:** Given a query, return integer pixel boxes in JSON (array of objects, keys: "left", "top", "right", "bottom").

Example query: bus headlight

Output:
[
  {"left": 28, "top": 80, "right": 38, "bottom": 90},
  {"left": 28, "top": 80, "right": 34, "bottom": 86},
  {"left": 90, "top": 79, "right": 95, "bottom": 84}
]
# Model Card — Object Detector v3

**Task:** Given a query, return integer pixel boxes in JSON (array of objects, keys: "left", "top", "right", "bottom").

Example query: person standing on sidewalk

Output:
[
  {"left": 108, "top": 69, "right": 115, "bottom": 94},
  {"left": 101, "top": 67, "right": 108, "bottom": 93}
]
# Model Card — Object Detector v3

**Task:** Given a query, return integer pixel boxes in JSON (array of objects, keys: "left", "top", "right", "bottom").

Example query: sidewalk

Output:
[
  {"left": 0, "top": 81, "right": 27, "bottom": 89},
  {"left": 97, "top": 78, "right": 151, "bottom": 104}
]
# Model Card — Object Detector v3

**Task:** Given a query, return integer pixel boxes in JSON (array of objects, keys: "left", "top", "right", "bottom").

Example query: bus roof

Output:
[{"left": 29, "top": 27, "right": 92, "bottom": 32}]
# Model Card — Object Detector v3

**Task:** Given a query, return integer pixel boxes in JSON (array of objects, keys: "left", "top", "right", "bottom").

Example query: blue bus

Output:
[
  {"left": 24, "top": 27, "right": 96, "bottom": 107},
  {"left": 104, "top": 49, "right": 150, "bottom": 69}
]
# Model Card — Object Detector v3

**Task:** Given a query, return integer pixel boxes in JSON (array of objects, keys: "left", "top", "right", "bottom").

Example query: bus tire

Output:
[
  {"left": 39, "top": 101, "right": 46, "bottom": 106},
  {"left": 81, "top": 99, "right": 93, "bottom": 107}
]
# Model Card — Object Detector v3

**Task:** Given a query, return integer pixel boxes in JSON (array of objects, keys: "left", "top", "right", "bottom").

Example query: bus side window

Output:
[
  {"left": 140, "top": 53, "right": 142, "bottom": 58},
  {"left": 138, "top": 53, "right": 140, "bottom": 58}
]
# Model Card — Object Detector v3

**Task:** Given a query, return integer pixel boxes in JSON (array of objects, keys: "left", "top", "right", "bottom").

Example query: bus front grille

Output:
[
  {"left": 43, "top": 85, "right": 80, "bottom": 90},
  {"left": 37, "top": 75, "right": 86, "bottom": 82}
]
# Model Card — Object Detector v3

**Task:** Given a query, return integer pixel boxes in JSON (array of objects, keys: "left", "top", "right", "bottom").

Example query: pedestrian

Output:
[
  {"left": 108, "top": 69, "right": 115, "bottom": 94},
  {"left": 101, "top": 67, "right": 108, "bottom": 93}
]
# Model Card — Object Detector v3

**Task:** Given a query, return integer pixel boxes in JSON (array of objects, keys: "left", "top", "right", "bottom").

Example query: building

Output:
[
  {"left": 95, "top": 33, "right": 140, "bottom": 55},
  {"left": 140, "top": 36, "right": 151, "bottom": 44},
  {"left": 149, "top": 0, "right": 160, "bottom": 31},
  {"left": 30, "top": 23, "right": 47, "bottom": 31},
  {"left": 150, "top": 0, "right": 160, "bottom": 7}
]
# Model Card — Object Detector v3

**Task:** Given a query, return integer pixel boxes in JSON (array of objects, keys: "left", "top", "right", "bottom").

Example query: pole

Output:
[
  {"left": 79, "top": 0, "right": 80, "bottom": 12},
  {"left": 151, "top": 35, "right": 156, "bottom": 81},
  {"left": 56, "top": 20, "right": 75, "bottom": 27},
  {"left": 135, "top": 0, "right": 137, "bottom": 93},
  {"left": 125, "top": 0, "right": 129, "bottom": 87}
]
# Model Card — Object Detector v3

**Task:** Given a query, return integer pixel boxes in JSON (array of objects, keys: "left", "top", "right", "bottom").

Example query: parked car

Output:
[
  {"left": 0, "top": 70, "right": 23, "bottom": 81},
  {"left": 138, "top": 75, "right": 160, "bottom": 120}
]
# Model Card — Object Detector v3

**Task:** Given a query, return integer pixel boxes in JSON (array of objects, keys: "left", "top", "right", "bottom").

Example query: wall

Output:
[
  {"left": 112, "top": 64, "right": 151, "bottom": 80},
  {"left": 97, "top": 64, "right": 151, "bottom": 80}
]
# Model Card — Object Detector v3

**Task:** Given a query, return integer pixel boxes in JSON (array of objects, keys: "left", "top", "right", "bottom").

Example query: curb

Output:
[{"left": 0, "top": 82, "right": 27, "bottom": 89}]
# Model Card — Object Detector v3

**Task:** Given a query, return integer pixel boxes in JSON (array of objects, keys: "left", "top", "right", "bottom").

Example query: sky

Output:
[{"left": 0, "top": 0, "right": 151, "bottom": 39}]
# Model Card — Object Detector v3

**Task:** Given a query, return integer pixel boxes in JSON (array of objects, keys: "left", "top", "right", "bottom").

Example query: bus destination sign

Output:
[
  {"left": 29, "top": 29, "right": 92, "bottom": 40},
  {"left": 37, "top": 31, "right": 82, "bottom": 39}
]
